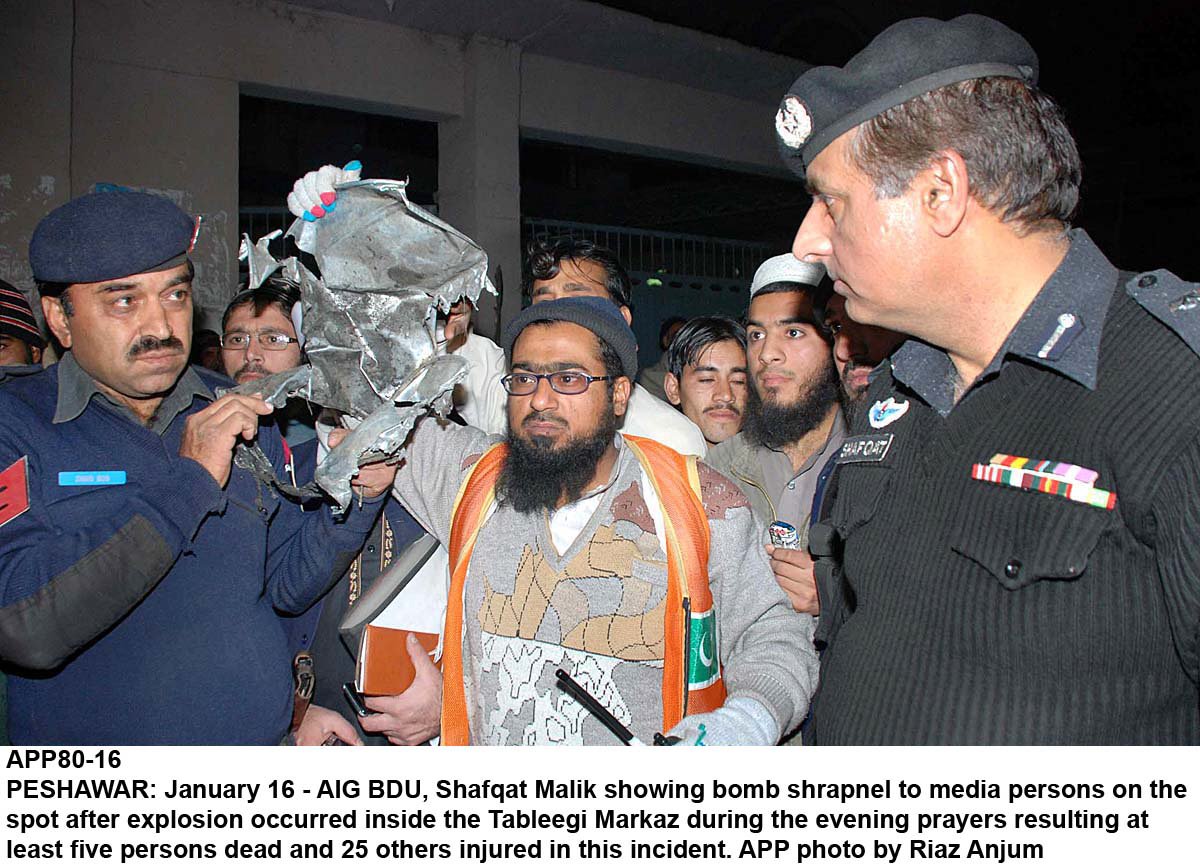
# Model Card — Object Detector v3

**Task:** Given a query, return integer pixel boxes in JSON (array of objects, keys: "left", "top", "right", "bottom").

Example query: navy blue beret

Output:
[
  {"left": 775, "top": 14, "right": 1038, "bottom": 177},
  {"left": 502, "top": 296, "right": 639, "bottom": 380},
  {"left": 30, "top": 191, "right": 198, "bottom": 288}
]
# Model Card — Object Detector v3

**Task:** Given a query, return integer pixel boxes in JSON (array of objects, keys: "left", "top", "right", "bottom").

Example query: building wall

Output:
[
  {"left": 521, "top": 53, "right": 783, "bottom": 175},
  {"left": 1, "top": 0, "right": 74, "bottom": 294},
  {"left": 71, "top": 58, "right": 241, "bottom": 317},
  {"left": 1, "top": 0, "right": 782, "bottom": 335}
]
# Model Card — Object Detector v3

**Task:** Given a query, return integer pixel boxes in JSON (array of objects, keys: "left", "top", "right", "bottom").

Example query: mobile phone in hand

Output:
[{"left": 342, "top": 681, "right": 375, "bottom": 718}]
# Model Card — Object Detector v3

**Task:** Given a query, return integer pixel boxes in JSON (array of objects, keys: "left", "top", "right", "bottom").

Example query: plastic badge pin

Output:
[{"left": 768, "top": 521, "right": 801, "bottom": 549}]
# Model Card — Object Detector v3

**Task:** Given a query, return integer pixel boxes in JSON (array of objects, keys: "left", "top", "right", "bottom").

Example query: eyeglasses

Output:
[
  {"left": 220, "top": 331, "right": 299, "bottom": 351},
  {"left": 500, "top": 371, "right": 612, "bottom": 396}
]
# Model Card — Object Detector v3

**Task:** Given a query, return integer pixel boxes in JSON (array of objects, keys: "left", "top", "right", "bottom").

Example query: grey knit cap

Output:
[{"left": 501, "top": 296, "right": 639, "bottom": 380}]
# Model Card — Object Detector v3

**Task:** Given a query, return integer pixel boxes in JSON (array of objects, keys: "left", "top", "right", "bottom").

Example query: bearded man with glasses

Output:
[
  {"left": 219, "top": 278, "right": 314, "bottom": 445},
  {"left": 219, "top": 278, "right": 430, "bottom": 747},
  {"left": 388, "top": 296, "right": 817, "bottom": 745}
]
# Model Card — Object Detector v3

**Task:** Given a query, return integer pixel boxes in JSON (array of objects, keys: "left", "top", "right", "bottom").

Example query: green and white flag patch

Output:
[{"left": 688, "top": 608, "right": 719, "bottom": 689}]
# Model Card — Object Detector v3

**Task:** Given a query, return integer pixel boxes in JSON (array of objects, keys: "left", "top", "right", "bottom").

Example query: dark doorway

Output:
[
  {"left": 521, "top": 138, "right": 807, "bottom": 250},
  {"left": 239, "top": 94, "right": 438, "bottom": 241},
  {"left": 522, "top": 139, "right": 807, "bottom": 364}
]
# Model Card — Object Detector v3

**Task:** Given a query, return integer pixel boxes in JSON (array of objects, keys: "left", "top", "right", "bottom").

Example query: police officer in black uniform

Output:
[{"left": 782, "top": 15, "right": 1200, "bottom": 744}]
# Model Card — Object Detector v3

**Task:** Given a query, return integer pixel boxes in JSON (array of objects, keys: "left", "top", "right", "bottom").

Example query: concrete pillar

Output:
[{"left": 437, "top": 36, "right": 522, "bottom": 341}]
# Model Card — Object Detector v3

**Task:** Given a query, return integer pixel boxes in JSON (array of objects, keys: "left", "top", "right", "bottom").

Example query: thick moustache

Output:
[
  {"left": 128, "top": 337, "right": 184, "bottom": 360},
  {"left": 521, "top": 412, "right": 567, "bottom": 436},
  {"left": 132, "top": 350, "right": 182, "bottom": 361}
]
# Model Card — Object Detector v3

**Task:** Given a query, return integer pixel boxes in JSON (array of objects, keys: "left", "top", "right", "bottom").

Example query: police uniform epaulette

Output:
[
  {"left": 0, "top": 364, "right": 44, "bottom": 386},
  {"left": 1125, "top": 270, "right": 1200, "bottom": 357}
]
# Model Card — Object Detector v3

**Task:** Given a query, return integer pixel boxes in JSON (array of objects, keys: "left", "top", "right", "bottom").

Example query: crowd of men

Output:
[{"left": 1, "top": 13, "right": 1197, "bottom": 745}]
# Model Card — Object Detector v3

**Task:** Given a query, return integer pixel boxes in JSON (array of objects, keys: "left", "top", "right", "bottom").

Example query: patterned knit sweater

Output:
[{"left": 393, "top": 420, "right": 817, "bottom": 745}]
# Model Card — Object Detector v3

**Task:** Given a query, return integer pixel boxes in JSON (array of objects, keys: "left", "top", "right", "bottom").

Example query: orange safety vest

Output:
[{"left": 440, "top": 435, "right": 726, "bottom": 744}]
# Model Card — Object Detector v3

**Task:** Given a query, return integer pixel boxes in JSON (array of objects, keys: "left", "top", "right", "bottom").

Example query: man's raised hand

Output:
[{"left": 179, "top": 393, "right": 273, "bottom": 487}]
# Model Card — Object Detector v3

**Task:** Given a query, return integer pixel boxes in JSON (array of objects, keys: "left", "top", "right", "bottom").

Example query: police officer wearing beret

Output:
[
  {"left": 0, "top": 191, "right": 397, "bottom": 744},
  {"left": 784, "top": 15, "right": 1200, "bottom": 743}
]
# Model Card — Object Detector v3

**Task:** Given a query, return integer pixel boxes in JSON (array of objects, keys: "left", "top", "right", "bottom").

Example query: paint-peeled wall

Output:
[
  {"left": 0, "top": 1, "right": 73, "bottom": 323},
  {"left": 2, "top": 0, "right": 786, "bottom": 334}
]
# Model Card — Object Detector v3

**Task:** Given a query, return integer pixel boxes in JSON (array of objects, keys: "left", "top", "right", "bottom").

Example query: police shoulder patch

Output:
[
  {"left": 1126, "top": 269, "right": 1200, "bottom": 357},
  {"left": 0, "top": 456, "right": 31, "bottom": 528}
]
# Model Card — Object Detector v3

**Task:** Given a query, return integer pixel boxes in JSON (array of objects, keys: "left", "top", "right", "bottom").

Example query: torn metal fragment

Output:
[{"left": 228, "top": 178, "right": 495, "bottom": 509}]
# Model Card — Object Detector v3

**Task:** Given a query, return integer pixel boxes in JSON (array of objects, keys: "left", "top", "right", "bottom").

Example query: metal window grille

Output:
[
  {"left": 523, "top": 217, "right": 769, "bottom": 365},
  {"left": 238, "top": 206, "right": 293, "bottom": 242},
  {"left": 523, "top": 217, "right": 769, "bottom": 295}
]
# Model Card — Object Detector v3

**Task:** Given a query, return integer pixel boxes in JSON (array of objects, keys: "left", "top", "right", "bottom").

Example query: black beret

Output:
[
  {"left": 502, "top": 296, "right": 639, "bottom": 381},
  {"left": 30, "top": 190, "right": 198, "bottom": 287},
  {"left": 775, "top": 14, "right": 1038, "bottom": 177}
]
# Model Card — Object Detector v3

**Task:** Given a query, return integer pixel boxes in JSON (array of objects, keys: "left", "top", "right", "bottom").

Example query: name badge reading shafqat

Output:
[{"left": 836, "top": 434, "right": 894, "bottom": 465}]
